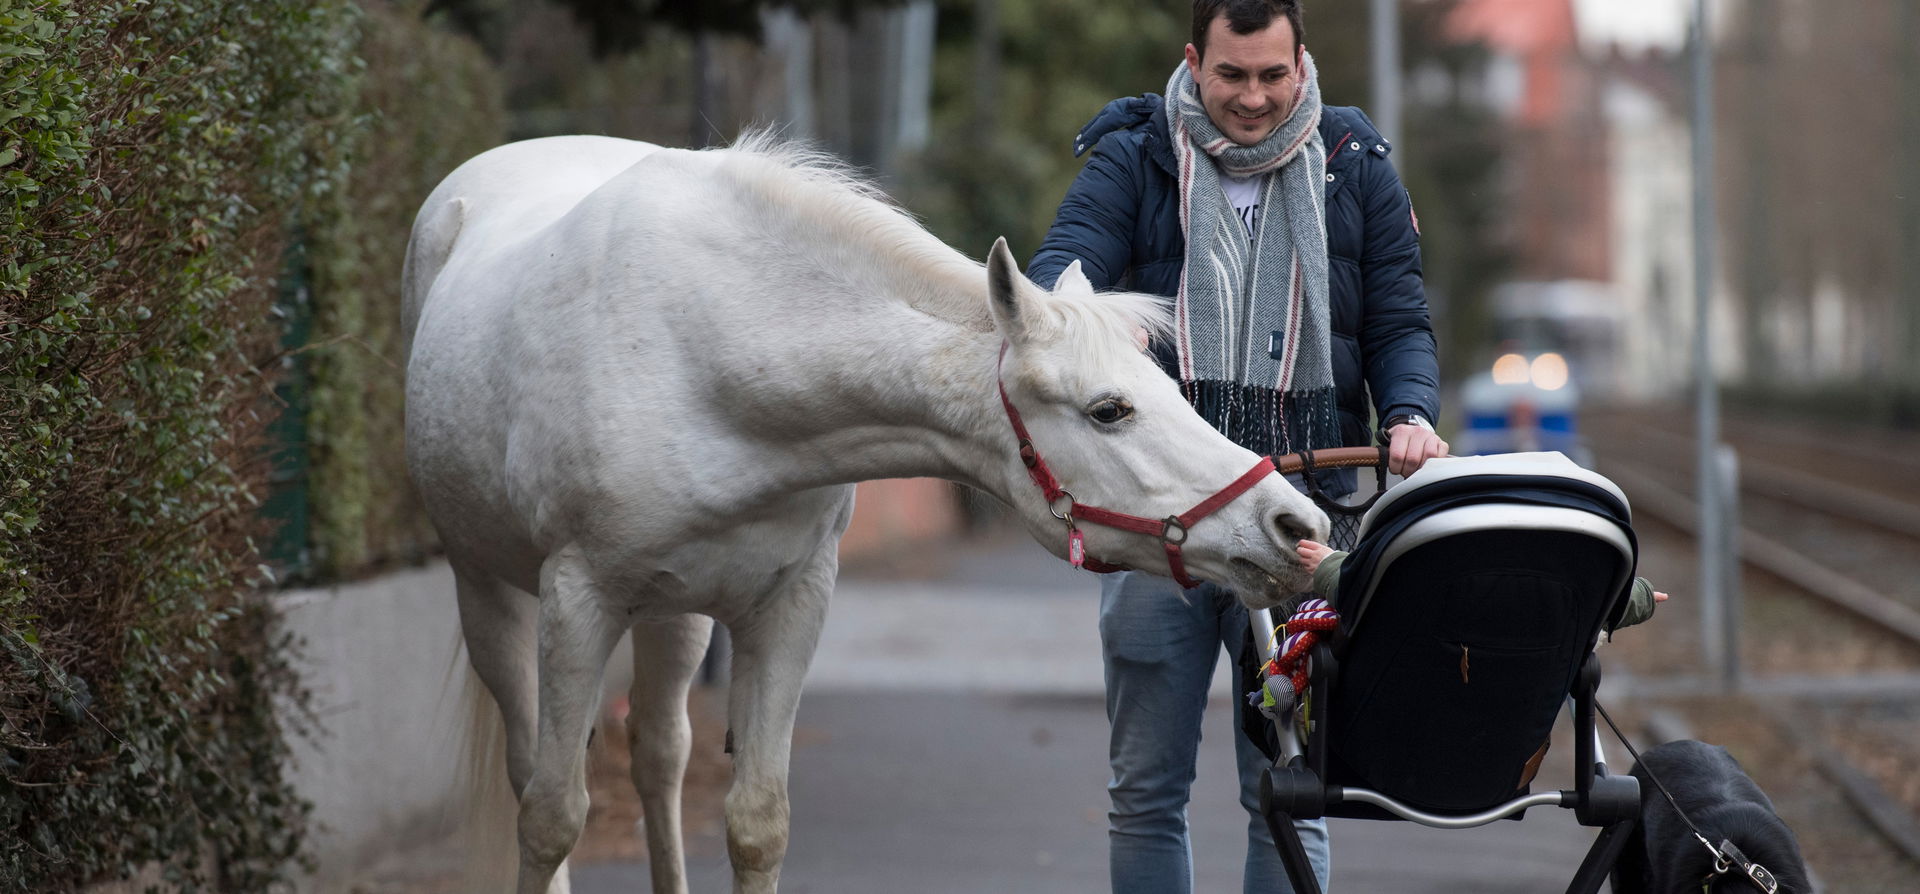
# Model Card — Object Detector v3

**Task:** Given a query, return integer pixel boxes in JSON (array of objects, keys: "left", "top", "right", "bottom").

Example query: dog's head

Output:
[
  {"left": 1623, "top": 801, "right": 1813, "bottom": 893},
  {"left": 1617, "top": 740, "right": 1813, "bottom": 894}
]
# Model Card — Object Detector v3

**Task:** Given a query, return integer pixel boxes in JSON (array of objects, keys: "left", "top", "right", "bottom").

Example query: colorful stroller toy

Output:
[{"left": 1255, "top": 450, "right": 1645, "bottom": 894}]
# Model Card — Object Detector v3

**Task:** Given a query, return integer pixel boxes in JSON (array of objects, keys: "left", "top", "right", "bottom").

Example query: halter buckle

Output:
[{"left": 1161, "top": 516, "right": 1189, "bottom": 545}]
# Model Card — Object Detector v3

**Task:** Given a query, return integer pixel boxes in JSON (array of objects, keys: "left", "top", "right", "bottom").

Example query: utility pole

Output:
[
  {"left": 691, "top": 33, "right": 715, "bottom": 149},
  {"left": 895, "top": 1, "right": 936, "bottom": 158},
  {"left": 762, "top": 7, "right": 814, "bottom": 138},
  {"left": 1691, "top": 0, "right": 1729, "bottom": 689},
  {"left": 973, "top": 0, "right": 1000, "bottom": 136},
  {"left": 1737, "top": 0, "right": 1776, "bottom": 389},
  {"left": 1370, "top": 0, "right": 1402, "bottom": 144},
  {"left": 1900, "top": 0, "right": 1920, "bottom": 406}
]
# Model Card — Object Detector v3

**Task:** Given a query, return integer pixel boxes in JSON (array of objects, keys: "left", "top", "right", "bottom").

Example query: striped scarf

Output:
[{"left": 1167, "top": 52, "right": 1340, "bottom": 457}]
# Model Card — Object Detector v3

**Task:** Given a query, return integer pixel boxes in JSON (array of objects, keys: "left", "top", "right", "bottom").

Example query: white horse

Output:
[{"left": 402, "top": 133, "right": 1328, "bottom": 893}]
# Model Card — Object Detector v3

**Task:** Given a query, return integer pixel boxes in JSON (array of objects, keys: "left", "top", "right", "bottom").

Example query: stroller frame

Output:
[{"left": 1260, "top": 448, "right": 1644, "bottom": 894}]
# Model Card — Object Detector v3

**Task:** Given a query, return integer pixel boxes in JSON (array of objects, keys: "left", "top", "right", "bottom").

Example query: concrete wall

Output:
[{"left": 275, "top": 561, "right": 469, "bottom": 890}]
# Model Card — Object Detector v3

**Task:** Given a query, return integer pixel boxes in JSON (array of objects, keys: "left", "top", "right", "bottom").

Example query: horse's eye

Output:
[{"left": 1088, "top": 398, "right": 1133, "bottom": 424}]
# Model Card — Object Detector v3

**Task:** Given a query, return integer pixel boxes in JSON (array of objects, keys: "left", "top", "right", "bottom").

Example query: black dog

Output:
[{"left": 1610, "top": 739, "right": 1812, "bottom": 893}]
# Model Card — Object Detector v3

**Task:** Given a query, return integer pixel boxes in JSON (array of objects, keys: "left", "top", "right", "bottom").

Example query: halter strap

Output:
[{"left": 997, "top": 342, "right": 1277, "bottom": 589}]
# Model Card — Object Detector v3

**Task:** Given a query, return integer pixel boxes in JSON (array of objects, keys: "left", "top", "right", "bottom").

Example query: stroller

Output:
[{"left": 1251, "top": 449, "right": 1644, "bottom": 894}]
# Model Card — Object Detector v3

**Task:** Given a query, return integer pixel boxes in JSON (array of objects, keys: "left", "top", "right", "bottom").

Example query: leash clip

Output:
[{"left": 1699, "top": 837, "right": 1778, "bottom": 894}]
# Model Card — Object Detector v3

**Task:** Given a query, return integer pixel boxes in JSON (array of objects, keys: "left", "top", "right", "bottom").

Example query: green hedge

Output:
[
  {"left": 0, "top": 0, "right": 358, "bottom": 887},
  {"left": 302, "top": 0, "right": 506, "bottom": 580}
]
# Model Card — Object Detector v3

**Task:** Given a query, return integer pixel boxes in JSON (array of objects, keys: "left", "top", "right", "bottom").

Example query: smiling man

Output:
[
  {"left": 1186, "top": 13, "right": 1302, "bottom": 146},
  {"left": 1026, "top": 2, "right": 1445, "bottom": 893}
]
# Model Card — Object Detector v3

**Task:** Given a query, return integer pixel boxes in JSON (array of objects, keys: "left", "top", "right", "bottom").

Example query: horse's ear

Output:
[
  {"left": 1054, "top": 259, "right": 1093, "bottom": 295},
  {"left": 986, "top": 237, "right": 1030, "bottom": 342}
]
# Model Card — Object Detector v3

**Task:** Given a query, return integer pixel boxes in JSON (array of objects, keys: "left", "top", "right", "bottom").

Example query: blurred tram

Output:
[
  {"left": 1458, "top": 349, "right": 1589, "bottom": 465},
  {"left": 1456, "top": 281, "right": 1620, "bottom": 467}
]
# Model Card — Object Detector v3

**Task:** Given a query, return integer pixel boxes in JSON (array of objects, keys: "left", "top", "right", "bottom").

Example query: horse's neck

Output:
[
  {"left": 727, "top": 262, "right": 1011, "bottom": 497},
  {"left": 643, "top": 155, "right": 1019, "bottom": 501},
  {"left": 668, "top": 237, "right": 1006, "bottom": 502}
]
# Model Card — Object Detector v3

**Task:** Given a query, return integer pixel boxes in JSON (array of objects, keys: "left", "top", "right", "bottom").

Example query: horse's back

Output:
[
  {"left": 403, "top": 135, "right": 888, "bottom": 601},
  {"left": 402, "top": 135, "right": 664, "bottom": 353}
]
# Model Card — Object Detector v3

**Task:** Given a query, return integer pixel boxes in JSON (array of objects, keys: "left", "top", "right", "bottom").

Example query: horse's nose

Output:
[{"left": 1272, "top": 511, "right": 1320, "bottom": 547}]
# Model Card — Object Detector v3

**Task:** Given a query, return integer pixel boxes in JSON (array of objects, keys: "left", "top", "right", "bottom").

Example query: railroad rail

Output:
[
  {"left": 1596, "top": 459, "right": 1920, "bottom": 652},
  {"left": 1601, "top": 418, "right": 1920, "bottom": 543},
  {"left": 1582, "top": 407, "right": 1920, "bottom": 654}
]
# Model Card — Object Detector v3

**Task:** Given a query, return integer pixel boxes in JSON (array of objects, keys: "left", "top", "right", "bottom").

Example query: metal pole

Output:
[
  {"left": 1370, "top": 0, "right": 1402, "bottom": 144},
  {"left": 1249, "top": 607, "right": 1300, "bottom": 762},
  {"left": 1690, "top": 0, "right": 1724, "bottom": 677},
  {"left": 762, "top": 8, "right": 814, "bottom": 138},
  {"left": 691, "top": 33, "right": 714, "bottom": 149},
  {"left": 894, "top": 1, "right": 936, "bottom": 156},
  {"left": 1717, "top": 446, "right": 1742, "bottom": 692}
]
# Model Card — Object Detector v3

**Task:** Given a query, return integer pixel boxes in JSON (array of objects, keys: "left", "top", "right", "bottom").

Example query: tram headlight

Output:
[
  {"left": 1530, "top": 353, "right": 1569, "bottom": 391},
  {"left": 1492, "top": 353, "right": 1531, "bottom": 386}
]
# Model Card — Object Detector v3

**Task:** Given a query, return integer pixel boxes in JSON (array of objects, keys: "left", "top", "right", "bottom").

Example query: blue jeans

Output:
[{"left": 1101, "top": 570, "right": 1331, "bottom": 894}]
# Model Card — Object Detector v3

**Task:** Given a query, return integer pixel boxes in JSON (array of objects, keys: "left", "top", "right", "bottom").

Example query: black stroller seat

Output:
[{"left": 1256, "top": 451, "right": 1646, "bottom": 894}]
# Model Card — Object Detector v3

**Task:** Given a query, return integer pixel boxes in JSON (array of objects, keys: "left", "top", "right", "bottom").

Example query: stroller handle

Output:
[{"left": 1271, "top": 446, "right": 1390, "bottom": 477}]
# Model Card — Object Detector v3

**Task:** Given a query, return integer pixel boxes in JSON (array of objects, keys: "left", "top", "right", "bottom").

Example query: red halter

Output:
[{"left": 995, "top": 343, "right": 1276, "bottom": 589}]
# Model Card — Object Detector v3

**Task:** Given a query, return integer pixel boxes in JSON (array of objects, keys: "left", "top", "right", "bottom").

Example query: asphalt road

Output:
[{"left": 573, "top": 530, "right": 1610, "bottom": 893}]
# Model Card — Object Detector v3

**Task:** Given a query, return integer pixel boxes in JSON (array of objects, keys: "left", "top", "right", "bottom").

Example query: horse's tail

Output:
[
  {"left": 443, "top": 636, "right": 521, "bottom": 892},
  {"left": 400, "top": 195, "right": 466, "bottom": 359}
]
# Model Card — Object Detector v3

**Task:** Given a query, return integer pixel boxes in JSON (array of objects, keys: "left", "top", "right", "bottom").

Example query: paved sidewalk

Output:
[{"left": 574, "top": 532, "right": 1607, "bottom": 892}]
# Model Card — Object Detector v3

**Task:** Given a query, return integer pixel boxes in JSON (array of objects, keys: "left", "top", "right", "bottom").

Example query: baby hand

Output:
[{"left": 1296, "top": 539, "right": 1332, "bottom": 573}]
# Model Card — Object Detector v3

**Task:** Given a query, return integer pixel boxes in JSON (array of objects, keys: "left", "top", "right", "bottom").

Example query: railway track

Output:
[
  {"left": 1586, "top": 412, "right": 1920, "bottom": 650},
  {"left": 1595, "top": 459, "right": 1920, "bottom": 652}
]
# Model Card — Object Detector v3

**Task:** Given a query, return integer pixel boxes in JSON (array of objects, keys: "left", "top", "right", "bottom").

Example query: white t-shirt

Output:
[{"left": 1223, "top": 173, "right": 1266, "bottom": 237}]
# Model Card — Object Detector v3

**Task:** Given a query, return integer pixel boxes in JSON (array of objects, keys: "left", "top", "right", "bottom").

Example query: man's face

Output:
[{"left": 1184, "top": 16, "right": 1302, "bottom": 146}]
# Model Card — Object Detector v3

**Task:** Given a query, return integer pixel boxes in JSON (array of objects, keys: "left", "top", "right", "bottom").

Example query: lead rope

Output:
[{"left": 1593, "top": 701, "right": 1782, "bottom": 893}]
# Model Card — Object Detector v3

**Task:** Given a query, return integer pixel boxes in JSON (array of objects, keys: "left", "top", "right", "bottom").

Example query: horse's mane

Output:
[{"left": 710, "top": 131, "right": 1172, "bottom": 376}]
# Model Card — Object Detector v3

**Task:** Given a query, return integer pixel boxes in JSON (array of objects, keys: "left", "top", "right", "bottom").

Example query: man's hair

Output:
[{"left": 1191, "top": 0, "right": 1305, "bottom": 58}]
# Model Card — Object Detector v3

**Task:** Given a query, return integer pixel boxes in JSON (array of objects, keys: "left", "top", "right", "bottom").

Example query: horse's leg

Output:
[
  {"left": 454, "top": 567, "right": 551, "bottom": 891},
  {"left": 723, "top": 549, "right": 836, "bottom": 894},
  {"left": 456, "top": 568, "right": 540, "bottom": 797},
  {"left": 625, "top": 613, "right": 715, "bottom": 894},
  {"left": 516, "top": 546, "right": 629, "bottom": 894}
]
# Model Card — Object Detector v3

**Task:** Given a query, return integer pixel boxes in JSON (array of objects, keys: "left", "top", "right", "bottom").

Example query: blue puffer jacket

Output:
[{"left": 1028, "top": 93, "right": 1440, "bottom": 448}]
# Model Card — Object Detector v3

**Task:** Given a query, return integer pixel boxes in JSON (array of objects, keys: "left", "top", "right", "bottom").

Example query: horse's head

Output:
[{"left": 983, "top": 238, "right": 1328, "bottom": 608}]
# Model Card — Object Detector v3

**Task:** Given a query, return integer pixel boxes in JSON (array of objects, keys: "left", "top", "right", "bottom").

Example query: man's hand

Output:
[{"left": 1387, "top": 423, "right": 1448, "bottom": 477}]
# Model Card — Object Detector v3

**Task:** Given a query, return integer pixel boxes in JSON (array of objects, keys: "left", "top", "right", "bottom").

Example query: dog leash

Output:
[{"left": 1594, "top": 700, "right": 1782, "bottom": 893}]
